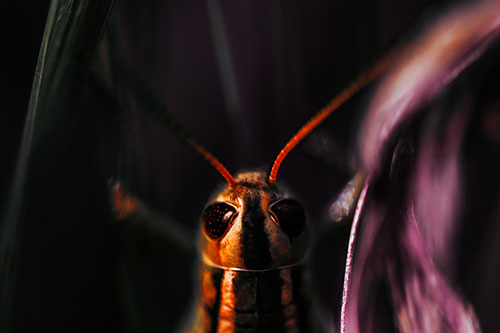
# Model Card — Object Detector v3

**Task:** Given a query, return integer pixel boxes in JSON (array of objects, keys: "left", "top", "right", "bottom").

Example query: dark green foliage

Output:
[{"left": 1, "top": 0, "right": 116, "bottom": 331}]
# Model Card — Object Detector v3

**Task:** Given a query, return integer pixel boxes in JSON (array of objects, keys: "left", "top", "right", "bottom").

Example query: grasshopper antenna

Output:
[
  {"left": 116, "top": 62, "right": 236, "bottom": 188},
  {"left": 268, "top": 52, "right": 397, "bottom": 185},
  {"left": 162, "top": 120, "right": 235, "bottom": 187},
  {"left": 185, "top": 136, "right": 236, "bottom": 188}
]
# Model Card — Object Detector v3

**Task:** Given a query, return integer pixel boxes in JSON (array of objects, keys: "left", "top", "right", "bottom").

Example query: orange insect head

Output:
[
  {"left": 268, "top": 51, "right": 396, "bottom": 186},
  {"left": 199, "top": 171, "right": 309, "bottom": 271}
]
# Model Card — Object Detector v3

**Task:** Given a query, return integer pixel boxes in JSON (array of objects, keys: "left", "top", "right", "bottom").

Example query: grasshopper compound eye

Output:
[
  {"left": 202, "top": 202, "right": 238, "bottom": 239},
  {"left": 269, "top": 198, "right": 306, "bottom": 237}
]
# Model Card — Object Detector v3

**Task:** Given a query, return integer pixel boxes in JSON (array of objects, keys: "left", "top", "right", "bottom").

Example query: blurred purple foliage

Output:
[
  {"left": 348, "top": 1, "right": 500, "bottom": 331},
  {"left": 3, "top": 0, "right": 500, "bottom": 331}
]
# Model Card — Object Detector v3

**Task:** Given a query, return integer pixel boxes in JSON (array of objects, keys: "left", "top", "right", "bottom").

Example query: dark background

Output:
[
  {"left": 2, "top": 1, "right": 51, "bottom": 206},
  {"left": 3, "top": 0, "right": 500, "bottom": 332}
]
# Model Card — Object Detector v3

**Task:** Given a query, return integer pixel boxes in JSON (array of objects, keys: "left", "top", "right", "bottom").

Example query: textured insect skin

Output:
[
  {"left": 184, "top": 261, "right": 315, "bottom": 332},
  {"left": 181, "top": 171, "right": 320, "bottom": 332}
]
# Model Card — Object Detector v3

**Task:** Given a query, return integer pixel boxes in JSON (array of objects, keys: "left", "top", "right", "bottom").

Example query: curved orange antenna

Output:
[
  {"left": 159, "top": 125, "right": 235, "bottom": 188},
  {"left": 120, "top": 61, "right": 236, "bottom": 188},
  {"left": 268, "top": 51, "right": 397, "bottom": 185},
  {"left": 185, "top": 137, "right": 235, "bottom": 187}
]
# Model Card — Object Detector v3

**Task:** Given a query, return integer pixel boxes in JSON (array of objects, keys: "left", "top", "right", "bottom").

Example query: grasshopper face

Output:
[{"left": 199, "top": 171, "right": 309, "bottom": 270}]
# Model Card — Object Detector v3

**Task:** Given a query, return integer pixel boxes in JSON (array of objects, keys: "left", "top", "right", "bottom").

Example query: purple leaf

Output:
[{"left": 359, "top": 0, "right": 500, "bottom": 176}]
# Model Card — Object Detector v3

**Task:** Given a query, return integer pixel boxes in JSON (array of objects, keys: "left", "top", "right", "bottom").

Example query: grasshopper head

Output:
[{"left": 199, "top": 171, "right": 309, "bottom": 270}]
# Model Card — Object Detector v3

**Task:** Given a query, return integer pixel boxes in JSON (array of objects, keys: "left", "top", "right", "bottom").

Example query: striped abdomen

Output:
[{"left": 183, "top": 263, "right": 316, "bottom": 332}]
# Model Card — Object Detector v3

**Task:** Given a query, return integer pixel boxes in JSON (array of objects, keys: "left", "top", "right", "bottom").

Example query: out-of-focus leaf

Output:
[
  {"left": 359, "top": 0, "right": 500, "bottom": 176},
  {"left": 346, "top": 136, "right": 480, "bottom": 332},
  {"left": 411, "top": 106, "right": 470, "bottom": 275},
  {"left": 0, "top": 0, "right": 114, "bottom": 331},
  {"left": 344, "top": 1, "right": 500, "bottom": 332}
]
